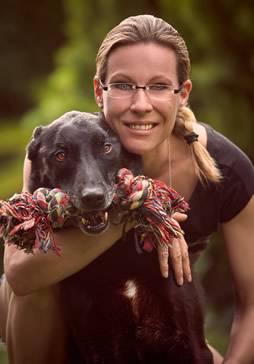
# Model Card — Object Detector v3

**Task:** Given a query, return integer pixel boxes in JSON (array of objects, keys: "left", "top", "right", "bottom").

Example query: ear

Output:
[
  {"left": 27, "top": 126, "right": 45, "bottom": 160},
  {"left": 178, "top": 79, "right": 192, "bottom": 111},
  {"left": 94, "top": 76, "right": 104, "bottom": 109}
]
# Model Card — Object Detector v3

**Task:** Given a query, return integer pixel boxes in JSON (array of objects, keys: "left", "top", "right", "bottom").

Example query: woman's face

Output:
[{"left": 94, "top": 42, "right": 191, "bottom": 156}]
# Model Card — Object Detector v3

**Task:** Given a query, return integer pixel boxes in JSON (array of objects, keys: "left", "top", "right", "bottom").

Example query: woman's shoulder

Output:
[
  {"left": 198, "top": 122, "right": 253, "bottom": 176},
  {"left": 197, "top": 122, "right": 254, "bottom": 222}
]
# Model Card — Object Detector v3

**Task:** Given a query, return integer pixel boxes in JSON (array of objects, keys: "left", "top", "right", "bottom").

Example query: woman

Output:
[{"left": 1, "top": 14, "right": 254, "bottom": 364}]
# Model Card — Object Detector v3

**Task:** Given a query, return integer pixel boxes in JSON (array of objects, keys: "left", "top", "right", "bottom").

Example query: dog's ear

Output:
[{"left": 27, "top": 126, "right": 45, "bottom": 161}]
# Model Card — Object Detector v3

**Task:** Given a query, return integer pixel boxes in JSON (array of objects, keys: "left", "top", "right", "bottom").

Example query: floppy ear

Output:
[{"left": 27, "top": 126, "right": 45, "bottom": 161}]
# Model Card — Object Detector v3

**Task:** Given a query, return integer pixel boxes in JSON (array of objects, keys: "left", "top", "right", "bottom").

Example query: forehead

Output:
[{"left": 106, "top": 42, "right": 178, "bottom": 83}]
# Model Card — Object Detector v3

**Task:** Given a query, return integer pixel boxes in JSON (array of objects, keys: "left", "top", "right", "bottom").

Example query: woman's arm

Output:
[
  {"left": 4, "top": 155, "right": 126, "bottom": 296},
  {"left": 222, "top": 195, "right": 254, "bottom": 364},
  {"left": 4, "top": 224, "right": 125, "bottom": 296}
]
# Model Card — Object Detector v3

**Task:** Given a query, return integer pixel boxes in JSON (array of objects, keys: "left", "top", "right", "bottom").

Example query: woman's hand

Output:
[{"left": 157, "top": 212, "right": 192, "bottom": 285}]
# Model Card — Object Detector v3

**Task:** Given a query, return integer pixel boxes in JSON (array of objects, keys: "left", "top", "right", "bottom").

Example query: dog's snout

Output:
[{"left": 81, "top": 188, "right": 105, "bottom": 208}]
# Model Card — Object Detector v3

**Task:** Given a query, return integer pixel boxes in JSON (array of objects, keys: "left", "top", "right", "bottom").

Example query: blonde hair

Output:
[{"left": 96, "top": 14, "right": 221, "bottom": 184}]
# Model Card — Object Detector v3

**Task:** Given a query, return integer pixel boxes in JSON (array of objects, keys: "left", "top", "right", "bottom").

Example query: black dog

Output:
[{"left": 27, "top": 111, "right": 213, "bottom": 364}]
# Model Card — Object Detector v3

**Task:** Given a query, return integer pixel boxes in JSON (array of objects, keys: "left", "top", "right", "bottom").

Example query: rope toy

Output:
[
  {"left": 0, "top": 168, "right": 189, "bottom": 255},
  {"left": 0, "top": 189, "right": 79, "bottom": 255},
  {"left": 112, "top": 169, "right": 189, "bottom": 253}
]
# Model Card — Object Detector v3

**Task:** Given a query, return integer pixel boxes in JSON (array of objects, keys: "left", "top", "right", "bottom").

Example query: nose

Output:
[
  {"left": 130, "top": 89, "right": 153, "bottom": 113},
  {"left": 81, "top": 187, "right": 105, "bottom": 209}
]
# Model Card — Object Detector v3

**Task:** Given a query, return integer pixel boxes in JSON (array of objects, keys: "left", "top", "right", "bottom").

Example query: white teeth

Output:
[
  {"left": 104, "top": 212, "right": 108, "bottom": 222},
  {"left": 129, "top": 124, "right": 153, "bottom": 130},
  {"left": 81, "top": 217, "right": 87, "bottom": 225}
]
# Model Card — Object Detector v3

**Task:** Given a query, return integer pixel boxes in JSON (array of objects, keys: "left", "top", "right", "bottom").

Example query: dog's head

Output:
[{"left": 27, "top": 111, "right": 143, "bottom": 234}]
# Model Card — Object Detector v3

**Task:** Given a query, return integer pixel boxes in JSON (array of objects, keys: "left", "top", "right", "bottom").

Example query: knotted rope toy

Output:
[
  {"left": 0, "top": 168, "right": 189, "bottom": 255},
  {"left": 112, "top": 169, "right": 189, "bottom": 253},
  {"left": 0, "top": 188, "right": 80, "bottom": 255}
]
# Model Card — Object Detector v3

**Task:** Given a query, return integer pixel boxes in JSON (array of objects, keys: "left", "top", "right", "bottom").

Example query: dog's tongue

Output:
[{"left": 79, "top": 211, "right": 109, "bottom": 234}]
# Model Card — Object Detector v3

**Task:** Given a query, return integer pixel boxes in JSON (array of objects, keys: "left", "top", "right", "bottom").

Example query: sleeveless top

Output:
[{"left": 180, "top": 123, "right": 254, "bottom": 253}]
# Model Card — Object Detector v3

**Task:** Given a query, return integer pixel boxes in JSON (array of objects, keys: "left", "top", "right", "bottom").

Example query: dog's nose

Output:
[{"left": 81, "top": 188, "right": 105, "bottom": 208}]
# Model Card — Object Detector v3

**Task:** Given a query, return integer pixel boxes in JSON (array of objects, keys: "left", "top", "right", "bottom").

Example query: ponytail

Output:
[{"left": 173, "top": 107, "right": 222, "bottom": 185}]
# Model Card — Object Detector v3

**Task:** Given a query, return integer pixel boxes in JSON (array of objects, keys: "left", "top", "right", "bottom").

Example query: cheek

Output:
[
  {"left": 103, "top": 111, "right": 117, "bottom": 134},
  {"left": 165, "top": 102, "right": 180, "bottom": 127},
  {"left": 103, "top": 99, "right": 124, "bottom": 132}
]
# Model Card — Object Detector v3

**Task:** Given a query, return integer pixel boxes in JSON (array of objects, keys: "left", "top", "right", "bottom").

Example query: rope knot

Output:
[
  {"left": 112, "top": 168, "right": 189, "bottom": 253},
  {"left": 113, "top": 169, "right": 150, "bottom": 210}
]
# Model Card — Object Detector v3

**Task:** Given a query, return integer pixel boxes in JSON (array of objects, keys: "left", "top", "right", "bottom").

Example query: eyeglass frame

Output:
[{"left": 99, "top": 80, "right": 183, "bottom": 100}]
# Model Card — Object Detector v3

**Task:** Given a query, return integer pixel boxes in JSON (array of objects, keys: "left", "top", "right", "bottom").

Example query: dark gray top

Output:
[{"left": 181, "top": 123, "right": 254, "bottom": 253}]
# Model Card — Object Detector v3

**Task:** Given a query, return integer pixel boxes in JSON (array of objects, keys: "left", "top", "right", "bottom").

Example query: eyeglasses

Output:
[{"left": 99, "top": 80, "right": 183, "bottom": 100}]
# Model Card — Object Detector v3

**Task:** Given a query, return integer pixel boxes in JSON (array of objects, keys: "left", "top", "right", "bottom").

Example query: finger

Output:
[
  {"left": 172, "top": 212, "right": 188, "bottom": 223},
  {"left": 168, "top": 238, "right": 184, "bottom": 285},
  {"left": 178, "top": 235, "right": 192, "bottom": 283},
  {"left": 157, "top": 245, "right": 169, "bottom": 278},
  {"left": 170, "top": 215, "right": 191, "bottom": 283}
]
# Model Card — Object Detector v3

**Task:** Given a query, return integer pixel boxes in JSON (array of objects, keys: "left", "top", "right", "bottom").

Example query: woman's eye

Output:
[
  {"left": 103, "top": 144, "right": 112, "bottom": 154},
  {"left": 115, "top": 83, "right": 132, "bottom": 90},
  {"left": 56, "top": 151, "right": 67, "bottom": 161},
  {"left": 150, "top": 84, "right": 168, "bottom": 91}
]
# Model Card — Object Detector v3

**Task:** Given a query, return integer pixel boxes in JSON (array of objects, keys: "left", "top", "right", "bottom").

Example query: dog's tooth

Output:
[
  {"left": 81, "top": 217, "right": 87, "bottom": 225},
  {"left": 104, "top": 211, "right": 108, "bottom": 222}
]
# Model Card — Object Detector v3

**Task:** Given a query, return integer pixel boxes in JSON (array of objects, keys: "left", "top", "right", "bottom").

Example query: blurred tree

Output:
[
  {"left": 159, "top": 0, "right": 254, "bottom": 161},
  {"left": 0, "top": 0, "right": 66, "bottom": 119}
]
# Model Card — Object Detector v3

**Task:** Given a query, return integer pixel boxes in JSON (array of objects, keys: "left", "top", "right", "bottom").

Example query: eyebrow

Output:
[
  {"left": 107, "top": 73, "right": 133, "bottom": 83},
  {"left": 148, "top": 75, "right": 174, "bottom": 86},
  {"left": 108, "top": 74, "right": 174, "bottom": 86}
]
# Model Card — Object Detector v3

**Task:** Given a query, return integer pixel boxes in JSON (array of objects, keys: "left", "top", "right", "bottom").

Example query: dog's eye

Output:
[
  {"left": 103, "top": 144, "right": 112, "bottom": 154},
  {"left": 56, "top": 151, "right": 67, "bottom": 161}
]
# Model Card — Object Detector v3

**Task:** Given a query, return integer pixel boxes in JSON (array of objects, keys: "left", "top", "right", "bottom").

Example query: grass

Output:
[{"left": 0, "top": 342, "right": 8, "bottom": 364}]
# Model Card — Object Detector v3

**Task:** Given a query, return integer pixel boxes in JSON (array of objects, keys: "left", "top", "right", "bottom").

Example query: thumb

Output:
[{"left": 172, "top": 212, "right": 188, "bottom": 223}]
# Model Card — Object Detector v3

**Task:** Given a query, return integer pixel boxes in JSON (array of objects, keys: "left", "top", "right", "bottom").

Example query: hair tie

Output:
[{"left": 184, "top": 132, "right": 199, "bottom": 145}]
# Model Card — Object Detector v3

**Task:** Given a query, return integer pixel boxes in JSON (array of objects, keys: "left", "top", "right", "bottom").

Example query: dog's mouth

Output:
[{"left": 78, "top": 211, "right": 109, "bottom": 234}]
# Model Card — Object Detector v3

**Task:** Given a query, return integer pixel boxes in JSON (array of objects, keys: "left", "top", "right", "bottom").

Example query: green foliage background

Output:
[{"left": 0, "top": 0, "right": 253, "bottom": 361}]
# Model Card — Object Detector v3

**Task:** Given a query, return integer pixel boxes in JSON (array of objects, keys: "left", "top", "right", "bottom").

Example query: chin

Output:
[{"left": 121, "top": 142, "right": 149, "bottom": 156}]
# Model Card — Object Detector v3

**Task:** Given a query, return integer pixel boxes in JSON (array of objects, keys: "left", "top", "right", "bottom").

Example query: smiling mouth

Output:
[{"left": 126, "top": 123, "right": 156, "bottom": 130}]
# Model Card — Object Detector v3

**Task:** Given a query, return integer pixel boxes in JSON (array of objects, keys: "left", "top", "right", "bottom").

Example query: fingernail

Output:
[
  {"left": 163, "top": 271, "right": 168, "bottom": 279},
  {"left": 178, "top": 277, "right": 183, "bottom": 286}
]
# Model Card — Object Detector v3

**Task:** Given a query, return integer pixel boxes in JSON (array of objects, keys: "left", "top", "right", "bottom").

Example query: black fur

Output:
[{"left": 27, "top": 111, "right": 213, "bottom": 364}]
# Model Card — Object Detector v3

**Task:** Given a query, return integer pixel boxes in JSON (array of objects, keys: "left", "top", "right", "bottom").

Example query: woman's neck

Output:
[
  {"left": 142, "top": 135, "right": 177, "bottom": 185},
  {"left": 142, "top": 134, "right": 197, "bottom": 200}
]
